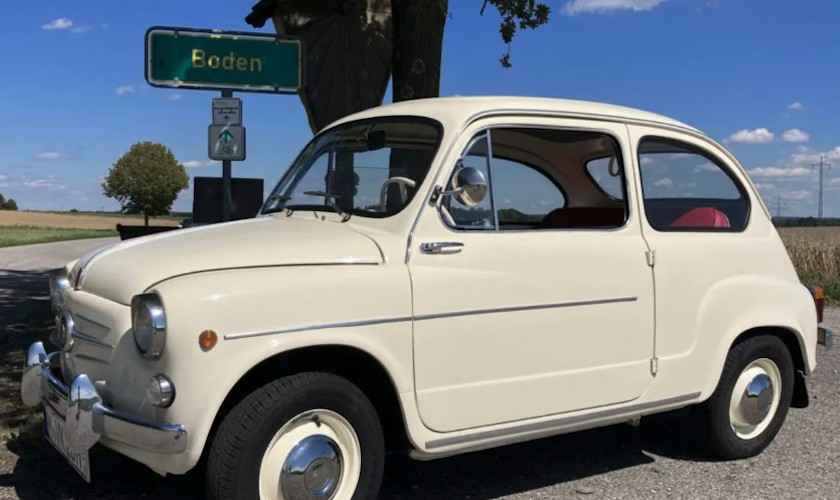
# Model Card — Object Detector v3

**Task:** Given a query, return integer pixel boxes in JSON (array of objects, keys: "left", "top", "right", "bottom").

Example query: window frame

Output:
[
  {"left": 636, "top": 135, "right": 752, "bottom": 233},
  {"left": 437, "top": 124, "right": 631, "bottom": 233}
]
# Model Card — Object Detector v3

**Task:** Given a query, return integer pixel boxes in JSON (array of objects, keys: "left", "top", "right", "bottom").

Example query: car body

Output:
[{"left": 23, "top": 96, "right": 833, "bottom": 499}]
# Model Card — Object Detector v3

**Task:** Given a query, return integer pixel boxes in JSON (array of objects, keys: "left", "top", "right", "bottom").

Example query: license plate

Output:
[{"left": 44, "top": 406, "right": 91, "bottom": 482}]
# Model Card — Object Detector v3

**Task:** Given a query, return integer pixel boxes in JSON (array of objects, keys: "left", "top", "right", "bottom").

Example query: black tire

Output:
[
  {"left": 206, "top": 372, "right": 385, "bottom": 500},
  {"left": 695, "top": 335, "right": 795, "bottom": 459}
]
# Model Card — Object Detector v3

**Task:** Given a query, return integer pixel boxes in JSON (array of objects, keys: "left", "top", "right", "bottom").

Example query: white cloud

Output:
[
  {"left": 791, "top": 146, "right": 840, "bottom": 166},
  {"left": 42, "top": 18, "right": 73, "bottom": 30},
  {"left": 726, "top": 128, "right": 774, "bottom": 144},
  {"left": 693, "top": 162, "right": 718, "bottom": 173},
  {"left": 754, "top": 183, "right": 776, "bottom": 191},
  {"left": 23, "top": 179, "right": 67, "bottom": 190},
  {"left": 781, "top": 129, "right": 810, "bottom": 143},
  {"left": 168, "top": 94, "right": 182, "bottom": 101},
  {"left": 182, "top": 160, "right": 218, "bottom": 168},
  {"left": 564, "top": 0, "right": 668, "bottom": 14},
  {"left": 781, "top": 190, "right": 811, "bottom": 200},
  {"left": 787, "top": 102, "right": 805, "bottom": 111},
  {"left": 639, "top": 156, "right": 655, "bottom": 166},
  {"left": 70, "top": 25, "right": 93, "bottom": 34},
  {"left": 749, "top": 166, "right": 812, "bottom": 178},
  {"left": 115, "top": 85, "right": 135, "bottom": 96},
  {"left": 35, "top": 152, "right": 67, "bottom": 161},
  {"left": 654, "top": 177, "right": 673, "bottom": 187}
]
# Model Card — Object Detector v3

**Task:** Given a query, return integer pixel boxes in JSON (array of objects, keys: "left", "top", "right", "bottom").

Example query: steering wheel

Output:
[{"left": 379, "top": 177, "right": 416, "bottom": 208}]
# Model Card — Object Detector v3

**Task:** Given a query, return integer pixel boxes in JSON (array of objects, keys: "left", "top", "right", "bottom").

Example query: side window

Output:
[
  {"left": 638, "top": 137, "right": 749, "bottom": 231},
  {"left": 586, "top": 156, "right": 624, "bottom": 200},
  {"left": 443, "top": 134, "right": 496, "bottom": 229},
  {"left": 493, "top": 158, "right": 566, "bottom": 227}
]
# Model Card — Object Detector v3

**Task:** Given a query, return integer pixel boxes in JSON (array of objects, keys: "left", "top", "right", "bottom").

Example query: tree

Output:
[
  {"left": 102, "top": 142, "right": 189, "bottom": 226},
  {"left": 0, "top": 193, "right": 18, "bottom": 211},
  {"left": 391, "top": 0, "right": 550, "bottom": 103}
]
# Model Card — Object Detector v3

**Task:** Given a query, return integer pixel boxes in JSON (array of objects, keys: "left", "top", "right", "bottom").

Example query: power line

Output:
[{"left": 812, "top": 155, "right": 832, "bottom": 219}]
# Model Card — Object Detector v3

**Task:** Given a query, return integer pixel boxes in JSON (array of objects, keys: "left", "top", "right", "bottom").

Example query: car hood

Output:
[{"left": 71, "top": 215, "right": 383, "bottom": 304}]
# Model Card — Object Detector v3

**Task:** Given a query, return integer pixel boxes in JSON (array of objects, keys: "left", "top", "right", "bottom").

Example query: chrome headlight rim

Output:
[
  {"left": 49, "top": 268, "right": 70, "bottom": 313},
  {"left": 131, "top": 292, "right": 166, "bottom": 359}
]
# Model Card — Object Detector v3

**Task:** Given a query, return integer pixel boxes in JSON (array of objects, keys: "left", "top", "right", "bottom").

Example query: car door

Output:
[
  {"left": 627, "top": 125, "right": 761, "bottom": 375},
  {"left": 408, "top": 117, "right": 656, "bottom": 433}
]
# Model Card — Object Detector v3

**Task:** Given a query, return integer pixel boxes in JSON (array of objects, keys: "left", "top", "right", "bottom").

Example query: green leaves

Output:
[
  {"left": 483, "top": 0, "right": 551, "bottom": 68},
  {"left": 101, "top": 142, "right": 189, "bottom": 225}
]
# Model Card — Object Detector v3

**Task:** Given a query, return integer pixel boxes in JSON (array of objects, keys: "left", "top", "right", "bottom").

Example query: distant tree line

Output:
[
  {"left": 0, "top": 193, "right": 18, "bottom": 211},
  {"left": 773, "top": 217, "right": 840, "bottom": 227}
]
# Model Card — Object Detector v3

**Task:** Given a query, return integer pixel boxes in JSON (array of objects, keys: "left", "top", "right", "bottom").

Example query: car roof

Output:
[{"left": 329, "top": 96, "right": 700, "bottom": 134}]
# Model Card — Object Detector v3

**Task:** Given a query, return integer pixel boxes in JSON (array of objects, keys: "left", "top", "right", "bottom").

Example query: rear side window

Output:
[
  {"left": 638, "top": 138, "right": 749, "bottom": 231},
  {"left": 586, "top": 156, "right": 624, "bottom": 200}
]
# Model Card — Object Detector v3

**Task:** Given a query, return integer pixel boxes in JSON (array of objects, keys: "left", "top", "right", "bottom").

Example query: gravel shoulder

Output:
[{"left": 0, "top": 240, "right": 837, "bottom": 499}]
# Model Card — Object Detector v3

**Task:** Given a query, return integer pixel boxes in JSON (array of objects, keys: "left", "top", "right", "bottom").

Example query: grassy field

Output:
[
  {"left": 0, "top": 226, "right": 118, "bottom": 248},
  {"left": 0, "top": 211, "right": 180, "bottom": 230},
  {"left": 779, "top": 227, "right": 840, "bottom": 302}
]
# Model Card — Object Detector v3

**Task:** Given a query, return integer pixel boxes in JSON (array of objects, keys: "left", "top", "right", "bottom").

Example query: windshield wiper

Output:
[
  {"left": 261, "top": 195, "right": 292, "bottom": 215},
  {"left": 300, "top": 191, "right": 352, "bottom": 221}
]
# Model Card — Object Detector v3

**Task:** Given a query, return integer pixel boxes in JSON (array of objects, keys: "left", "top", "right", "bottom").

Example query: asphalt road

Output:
[{"left": 0, "top": 238, "right": 838, "bottom": 499}]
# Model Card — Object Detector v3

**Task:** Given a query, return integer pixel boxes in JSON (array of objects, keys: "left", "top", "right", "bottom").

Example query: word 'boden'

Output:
[{"left": 191, "top": 49, "right": 263, "bottom": 73}]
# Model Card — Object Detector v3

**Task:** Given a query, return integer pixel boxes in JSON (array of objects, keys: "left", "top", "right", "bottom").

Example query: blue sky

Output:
[{"left": 2, "top": 0, "right": 839, "bottom": 217}]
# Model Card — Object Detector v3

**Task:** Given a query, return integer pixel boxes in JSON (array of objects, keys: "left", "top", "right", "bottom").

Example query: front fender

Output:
[{"left": 149, "top": 264, "right": 414, "bottom": 469}]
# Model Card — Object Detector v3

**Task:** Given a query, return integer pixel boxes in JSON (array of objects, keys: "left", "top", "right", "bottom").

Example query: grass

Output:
[{"left": 0, "top": 225, "right": 117, "bottom": 248}]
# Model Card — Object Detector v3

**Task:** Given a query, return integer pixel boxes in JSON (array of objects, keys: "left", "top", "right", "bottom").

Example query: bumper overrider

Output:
[
  {"left": 21, "top": 341, "right": 188, "bottom": 455},
  {"left": 819, "top": 326, "right": 834, "bottom": 349}
]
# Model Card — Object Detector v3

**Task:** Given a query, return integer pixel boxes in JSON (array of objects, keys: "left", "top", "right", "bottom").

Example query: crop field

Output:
[
  {"left": 0, "top": 211, "right": 179, "bottom": 230},
  {"left": 778, "top": 227, "right": 840, "bottom": 301}
]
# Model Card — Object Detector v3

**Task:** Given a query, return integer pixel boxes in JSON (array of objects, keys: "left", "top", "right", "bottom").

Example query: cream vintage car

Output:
[{"left": 22, "top": 97, "right": 834, "bottom": 499}]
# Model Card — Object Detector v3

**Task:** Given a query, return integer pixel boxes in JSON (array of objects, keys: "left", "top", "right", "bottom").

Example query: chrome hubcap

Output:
[
  {"left": 729, "top": 358, "right": 781, "bottom": 440},
  {"left": 740, "top": 373, "right": 773, "bottom": 425},
  {"left": 281, "top": 436, "right": 342, "bottom": 499},
  {"left": 259, "top": 409, "right": 361, "bottom": 500}
]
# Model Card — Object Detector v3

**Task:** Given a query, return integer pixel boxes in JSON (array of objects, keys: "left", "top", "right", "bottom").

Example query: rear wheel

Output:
[
  {"left": 695, "top": 335, "right": 795, "bottom": 459},
  {"left": 206, "top": 372, "right": 385, "bottom": 500}
]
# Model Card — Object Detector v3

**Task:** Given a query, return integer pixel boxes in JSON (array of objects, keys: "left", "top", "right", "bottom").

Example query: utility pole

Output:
[
  {"left": 812, "top": 155, "right": 831, "bottom": 219},
  {"left": 774, "top": 196, "right": 788, "bottom": 218}
]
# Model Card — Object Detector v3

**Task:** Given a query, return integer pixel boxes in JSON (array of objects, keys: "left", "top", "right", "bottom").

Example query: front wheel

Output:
[
  {"left": 695, "top": 335, "right": 795, "bottom": 459},
  {"left": 206, "top": 372, "right": 385, "bottom": 500}
]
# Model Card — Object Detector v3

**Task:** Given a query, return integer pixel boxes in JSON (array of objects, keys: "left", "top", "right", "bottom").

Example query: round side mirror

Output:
[{"left": 451, "top": 166, "right": 488, "bottom": 206}]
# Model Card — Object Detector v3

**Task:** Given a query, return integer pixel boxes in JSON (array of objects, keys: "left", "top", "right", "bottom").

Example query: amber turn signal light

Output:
[{"left": 199, "top": 330, "right": 218, "bottom": 351}]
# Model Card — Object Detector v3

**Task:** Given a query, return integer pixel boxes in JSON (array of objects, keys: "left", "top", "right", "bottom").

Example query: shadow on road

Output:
[{"left": 1, "top": 407, "right": 717, "bottom": 499}]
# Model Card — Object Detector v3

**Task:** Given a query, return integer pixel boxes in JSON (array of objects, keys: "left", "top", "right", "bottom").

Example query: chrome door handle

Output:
[{"left": 419, "top": 241, "right": 464, "bottom": 254}]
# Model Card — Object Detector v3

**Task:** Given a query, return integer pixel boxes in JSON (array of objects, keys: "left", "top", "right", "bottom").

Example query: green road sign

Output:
[
  {"left": 145, "top": 27, "right": 303, "bottom": 93},
  {"left": 209, "top": 125, "right": 246, "bottom": 161}
]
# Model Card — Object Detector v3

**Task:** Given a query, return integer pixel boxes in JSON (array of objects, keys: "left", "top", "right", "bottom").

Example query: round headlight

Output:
[
  {"left": 49, "top": 269, "right": 69, "bottom": 313},
  {"left": 131, "top": 293, "right": 166, "bottom": 359},
  {"left": 146, "top": 374, "right": 175, "bottom": 407}
]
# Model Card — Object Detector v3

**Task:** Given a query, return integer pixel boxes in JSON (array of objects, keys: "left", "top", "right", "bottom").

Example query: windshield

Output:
[{"left": 262, "top": 117, "right": 442, "bottom": 218}]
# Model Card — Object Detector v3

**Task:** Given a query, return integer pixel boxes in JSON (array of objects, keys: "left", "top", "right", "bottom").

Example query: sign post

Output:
[{"left": 145, "top": 27, "right": 303, "bottom": 222}]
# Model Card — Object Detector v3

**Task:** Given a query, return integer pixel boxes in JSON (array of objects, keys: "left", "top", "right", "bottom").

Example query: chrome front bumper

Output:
[
  {"left": 21, "top": 342, "right": 188, "bottom": 455},
  {"left": 819, "top": 326, "right": 834, "bottom": 349}
]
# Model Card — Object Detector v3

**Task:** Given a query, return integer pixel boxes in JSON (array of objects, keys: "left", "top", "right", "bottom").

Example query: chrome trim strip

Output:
[
  {"left": 414, "top": 297, "right": 637, "bottom": 322},
  {"left": 74, "top": 353, "right": 109, "bottom": 364},
  {"left": 71, "top": 330, "right": 114, "bottom": 349},
  {"left": 425, "top": 391, "right": 701, "bottom": 449},
  {"left": 74, "top": 313, "right": 110, "bottom": 330},
  {"left": 224, "top": 315, "right": 414, "bottom": 341},
  {"left": 225, "top": 297, "right": 635, "bottom": 340}
]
